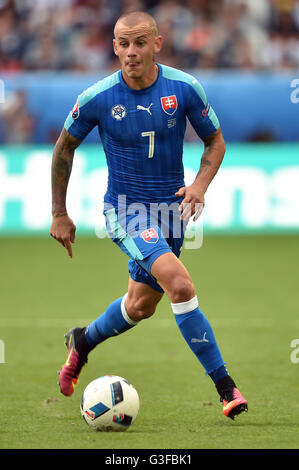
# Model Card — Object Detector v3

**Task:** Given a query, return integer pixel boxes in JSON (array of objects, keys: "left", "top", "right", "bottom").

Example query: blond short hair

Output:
[{"left": 114, "top": 11, "right": 158, "bottom": 38}]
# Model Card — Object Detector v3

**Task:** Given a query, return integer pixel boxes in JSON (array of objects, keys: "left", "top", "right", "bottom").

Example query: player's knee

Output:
[
  {"left": 126, "top": 297, "right": 159, "bottom": 322},
  {"left": 168, "top": 276, "right": 195, "bottom": 304},
  {"left": 131, "top": 307, "right": 155, "bottom": 321}
]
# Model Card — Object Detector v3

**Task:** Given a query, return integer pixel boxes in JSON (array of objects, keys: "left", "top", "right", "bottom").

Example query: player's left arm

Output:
[
  {"left": 176, "top": 127, "right": 226, "bottom": 221},
  {"left": 176, "top": 78, "right": 226, "bottom": 221}
]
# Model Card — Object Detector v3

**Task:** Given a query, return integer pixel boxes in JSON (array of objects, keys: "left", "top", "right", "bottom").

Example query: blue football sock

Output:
[
  {"left": 85, "top": 293, "right": 138, "bottom": 347},
  {"left": 171, "top": 296, "right": 228, "bottom": 383}
]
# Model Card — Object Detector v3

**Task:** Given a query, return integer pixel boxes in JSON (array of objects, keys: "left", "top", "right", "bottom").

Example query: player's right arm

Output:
[
  {"left": 50, "top": 128, "right": 82, "bottom": 258},
  {"left": 50, "top": 82, "right": 99, "bottom": 256}
]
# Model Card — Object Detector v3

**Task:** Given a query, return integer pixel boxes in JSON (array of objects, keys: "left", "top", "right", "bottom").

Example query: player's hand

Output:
[
  {"left": 50, "top": 214, "right": 76, "bottom": 258},
  {"left": 175, "top": 185, "right": 205, "bottom": 221}
]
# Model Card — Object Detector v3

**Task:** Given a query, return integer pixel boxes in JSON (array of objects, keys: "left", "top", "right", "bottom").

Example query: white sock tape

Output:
[
  {"left": 171, "top": 295, "right": 199, "bottom": 315},
  {"left": 121, "top": 293, "right": 139, "bottom": 325}
]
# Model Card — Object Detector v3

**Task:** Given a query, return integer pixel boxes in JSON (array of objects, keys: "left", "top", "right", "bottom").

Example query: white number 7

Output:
[{"left": 141, "top": 131, "right": 155, "bottom": 158}]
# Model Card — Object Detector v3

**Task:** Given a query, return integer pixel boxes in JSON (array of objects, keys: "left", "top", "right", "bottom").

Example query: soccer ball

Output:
[{"left": 80, "top": 375, "right": 140, "bottom": 432}]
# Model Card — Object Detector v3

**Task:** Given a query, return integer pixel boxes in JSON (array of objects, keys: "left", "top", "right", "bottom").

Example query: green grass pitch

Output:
[{"left": 0, "top": 234, "right": 298, "bottom": 449}]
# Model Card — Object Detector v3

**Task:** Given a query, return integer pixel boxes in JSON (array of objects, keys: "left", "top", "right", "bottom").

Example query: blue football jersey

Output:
[{"left": 64, "top": 63, "right": 219, "bottom": 207}]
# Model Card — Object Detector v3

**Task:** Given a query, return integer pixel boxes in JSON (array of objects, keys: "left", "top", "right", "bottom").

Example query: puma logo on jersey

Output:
[{"left": 137, "top": 103, "right": 153, "bottom": 115}]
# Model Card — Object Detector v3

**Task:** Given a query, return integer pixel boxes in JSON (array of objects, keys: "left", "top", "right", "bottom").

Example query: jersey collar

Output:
[{"left": 118, "top": 63, "right": 162, "bottom": 94}]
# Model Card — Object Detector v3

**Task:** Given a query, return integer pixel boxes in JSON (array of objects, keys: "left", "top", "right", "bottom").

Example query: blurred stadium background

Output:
[{"left": 0, "top": 0, "right": 298, "bottom": 236}]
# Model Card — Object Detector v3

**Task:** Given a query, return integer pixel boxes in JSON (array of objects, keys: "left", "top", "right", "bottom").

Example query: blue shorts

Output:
[{"left": 104, "top": 205, "right": 187, "bottom": 293}]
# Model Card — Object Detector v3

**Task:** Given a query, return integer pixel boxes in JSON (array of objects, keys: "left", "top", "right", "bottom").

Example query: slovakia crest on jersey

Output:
[
  {"left": 141, "top": 228, "right": 159, "bottom": 244},
  {"left": 161, "top": 95, "right": 178, "bottom": 116}
]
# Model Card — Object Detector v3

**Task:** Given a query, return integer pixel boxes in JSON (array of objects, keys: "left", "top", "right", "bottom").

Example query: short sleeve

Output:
[
  {"left": 186, "top": 78, "right": 220, "bottom": 139},
  {"left": 64, "top": 90, "right": 98, "bottom": 141}
]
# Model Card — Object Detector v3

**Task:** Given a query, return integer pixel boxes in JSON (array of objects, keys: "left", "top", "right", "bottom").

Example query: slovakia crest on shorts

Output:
[
  {"left": 72, "top": 99, "right": 79, "bottom": 119},
  {"left": 141, "top": 228, "right": 159, "bottom": 244},
  {"left": 161, "top": 95, "right": 178, "bottom": 116}
]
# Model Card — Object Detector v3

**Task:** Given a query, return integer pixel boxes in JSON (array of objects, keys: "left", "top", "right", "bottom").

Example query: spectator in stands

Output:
[
  {"left": 0, "top": 0, "right": 298, "bottom": 72},
  {"left": 0, "top": 89, "right": 35, "bottom": 143}
]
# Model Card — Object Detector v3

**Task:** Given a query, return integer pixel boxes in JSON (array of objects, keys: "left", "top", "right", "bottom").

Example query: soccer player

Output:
[{"left": 50, "top": 11, "right": 248, "bottom": 420}]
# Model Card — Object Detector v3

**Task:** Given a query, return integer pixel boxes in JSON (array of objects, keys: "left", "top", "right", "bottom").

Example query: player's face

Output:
[{"left": 113, "top": 21, "right": 162, "bottom": 88}]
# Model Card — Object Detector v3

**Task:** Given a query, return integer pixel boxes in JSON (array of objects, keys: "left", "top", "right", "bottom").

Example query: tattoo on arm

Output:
[
  {"left": 200, "top": 155, "right": 212, "bottom": 168},
  {"left": 195, "top": 128, "right": 226, "bottom": 188},
  {"left": 197, "top": 134, "right": 219, "bottom": 175},
  {"left": 51, "top": 128, "right": 81, "bottom": 216}
]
